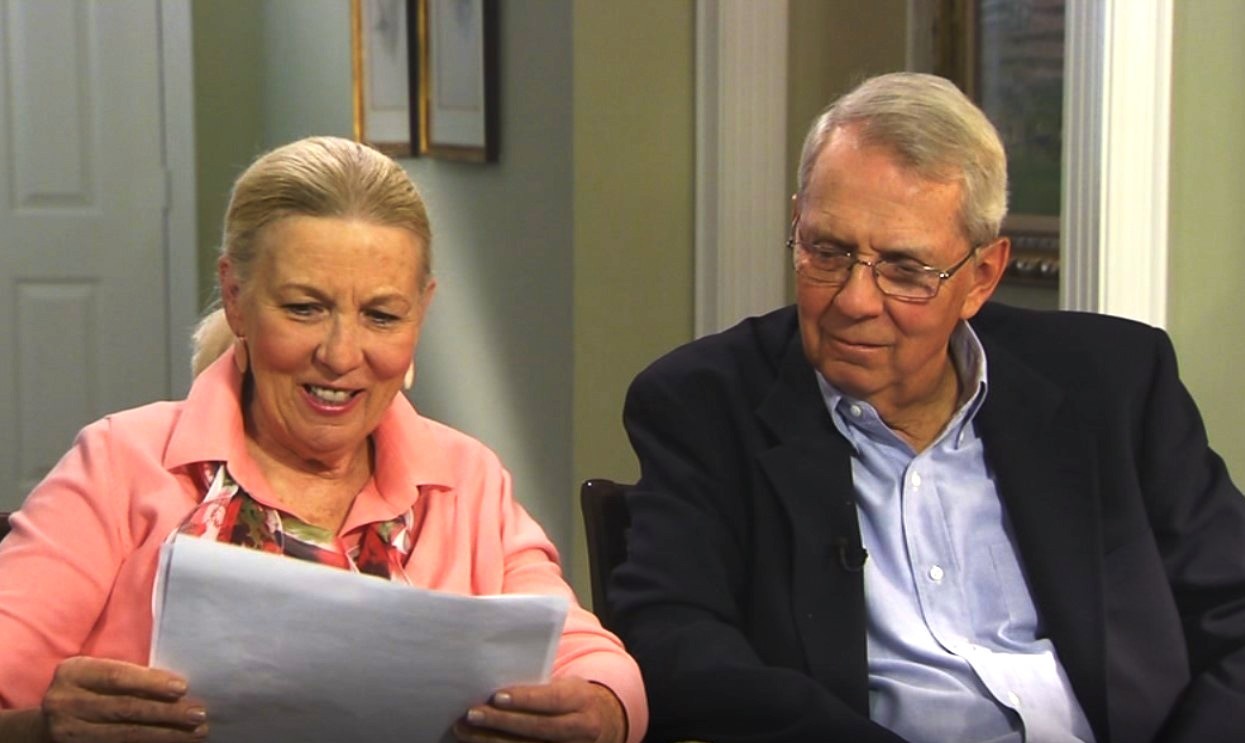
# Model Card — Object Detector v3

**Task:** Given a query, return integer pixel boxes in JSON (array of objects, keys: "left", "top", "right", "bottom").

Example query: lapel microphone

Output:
[{"left": 833, "top": 537, "right": 869, "bottom": 572}]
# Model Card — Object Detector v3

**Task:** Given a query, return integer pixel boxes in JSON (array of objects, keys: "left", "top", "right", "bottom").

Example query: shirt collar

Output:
[
  {"left": 816, "top": 320, "right": 990, "bottom": 452},
  {"left": 164, "top": 346, "right": 455, "bottom": 522}
]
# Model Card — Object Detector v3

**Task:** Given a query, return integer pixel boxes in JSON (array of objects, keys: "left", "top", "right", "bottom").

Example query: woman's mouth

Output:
[{"left": 305, "top": 384, "right": 357, "bottom": 404}]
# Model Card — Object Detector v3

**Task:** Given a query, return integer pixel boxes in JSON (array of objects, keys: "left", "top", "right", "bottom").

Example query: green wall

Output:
[
  {"left": 786, "top": 0, "right": 908, "bottom": 192},
  {"left": 570, "top": 1, "right": 696, "bottom": 598},
  {"left": 1169, "top": 0, "right": 1245, "bottom": 482}
]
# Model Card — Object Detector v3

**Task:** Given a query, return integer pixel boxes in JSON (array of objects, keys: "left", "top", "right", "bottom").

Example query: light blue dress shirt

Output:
[{"left": 817, "top": 322, "right": 1095, "bottom": 743}]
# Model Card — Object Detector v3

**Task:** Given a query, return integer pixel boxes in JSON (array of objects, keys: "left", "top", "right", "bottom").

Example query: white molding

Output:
[
  {"left": 1062, "top": 0, "right": 1104, "bottom": 313},
  {"left": 695, "top": 0, "right": 788, "bottom": 337},
  {"left": 159, "top": 0, "right": 198, "bottom": 394},
  {"left": 694, "top": 0, "right": 720, "bottom": 336},
  {"left": 1062, "top": 0, "right": 1171, "bottom": 328},
  {"left": 1100, "top": 0, "right": 1171, "bottom": 327}
]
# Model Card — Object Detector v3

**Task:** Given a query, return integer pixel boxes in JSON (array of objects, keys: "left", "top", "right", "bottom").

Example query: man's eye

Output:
[
  {"left": 885, "top": 260, "right": 928, "bottom": 278},
  {"left": 891, "top": 258, "right": 931, "bottom": 273},
  {"left": 810, "top": 247, "right": 851, "bottom": 263}
]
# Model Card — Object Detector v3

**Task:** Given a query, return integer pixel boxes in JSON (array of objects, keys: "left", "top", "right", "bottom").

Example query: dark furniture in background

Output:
[{"left": 579, "top": 479, "right": 631, "bottom": 632}]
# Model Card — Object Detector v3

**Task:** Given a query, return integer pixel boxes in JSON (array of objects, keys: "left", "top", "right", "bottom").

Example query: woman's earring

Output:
[
  {"left": 234, "top": 337, "right": 249, "bottom": 375},
  {"left": 403, "top": 361, "right": 415, "bottom": 390}
]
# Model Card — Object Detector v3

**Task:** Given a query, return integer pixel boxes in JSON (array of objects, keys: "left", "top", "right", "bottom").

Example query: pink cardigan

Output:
[{"left": 0, "top": 352, "right": 647, "bottom": 741}]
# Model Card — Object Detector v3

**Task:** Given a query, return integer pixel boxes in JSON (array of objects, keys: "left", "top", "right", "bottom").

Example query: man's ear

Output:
[{"left": 961, "top": 236, "right": 1011, "bottom": 319}]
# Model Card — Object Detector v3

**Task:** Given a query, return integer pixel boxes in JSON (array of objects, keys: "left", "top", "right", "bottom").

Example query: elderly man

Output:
[{"left": 611, "top": 73, "right": 1245, "bottom": 742}]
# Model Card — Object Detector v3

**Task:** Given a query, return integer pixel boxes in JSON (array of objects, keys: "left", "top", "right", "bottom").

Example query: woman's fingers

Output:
[
  {"left": 47, "top": 718, "right": 208, "bottom": 743},
  {"left": 42, "top": 657, "right": 207, "bottom": 742},
  {"left": 53, "top": 657, "right": 188, "bottom": 701},
  {"left": 455, "top": 678, "right": 625, "bottom": 743}
]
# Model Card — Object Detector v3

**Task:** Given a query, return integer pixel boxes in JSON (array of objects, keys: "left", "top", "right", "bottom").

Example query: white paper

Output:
[{"left": 150, "top": 535, "right": 568, "bottom": 743}]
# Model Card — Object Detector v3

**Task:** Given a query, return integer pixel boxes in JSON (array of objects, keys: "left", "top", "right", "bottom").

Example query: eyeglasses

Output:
[{"left": 786, "top": 230, "right": 980, "bottom": 301}]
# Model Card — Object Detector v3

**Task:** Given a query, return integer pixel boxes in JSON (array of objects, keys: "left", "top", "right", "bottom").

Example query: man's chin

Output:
[{"left": 817, "top": 362, "right": 887, "bottom": 399}]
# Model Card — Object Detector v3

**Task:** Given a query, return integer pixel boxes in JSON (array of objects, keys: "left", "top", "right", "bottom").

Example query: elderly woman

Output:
[{"left": 0, "top": 137, "right": 644, "bottom": 743}]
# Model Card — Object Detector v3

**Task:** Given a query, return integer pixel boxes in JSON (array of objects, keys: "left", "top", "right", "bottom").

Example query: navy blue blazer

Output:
[{"left": 612, "top": 302, "right": 1245, "bottom": 742}]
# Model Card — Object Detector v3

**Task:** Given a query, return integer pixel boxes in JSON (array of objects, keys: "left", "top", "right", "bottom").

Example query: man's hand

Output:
[
  {"left": 454, "top": 677, "right": 626, "bottom": 743},
  {"left": 41, "top": 656, "right": 207, "bottom": 742}
]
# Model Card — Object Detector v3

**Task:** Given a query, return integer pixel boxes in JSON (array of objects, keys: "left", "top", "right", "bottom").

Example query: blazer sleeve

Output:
[
  {"left": 1139, "top": 331, "right": 1245, "bottom": 741},
  {"left": 611, "top": 359, "right": 905, "bottom": 743}
]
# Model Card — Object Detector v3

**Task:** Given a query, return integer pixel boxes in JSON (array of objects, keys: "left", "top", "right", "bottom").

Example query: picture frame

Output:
[
  {"left": 410, "top": 0, "right": 500, "bottom": 162},
  {"left": 935, "top": 0, "right": 1065, "bottom": 287},
  {"left": 352, "top": 0, "right": 414, "bottom": 157}
]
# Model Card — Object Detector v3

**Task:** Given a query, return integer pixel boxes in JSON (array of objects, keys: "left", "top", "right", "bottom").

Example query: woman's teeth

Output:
[{"left": 307, "top": 385, "right": 352, "bottom": 403}]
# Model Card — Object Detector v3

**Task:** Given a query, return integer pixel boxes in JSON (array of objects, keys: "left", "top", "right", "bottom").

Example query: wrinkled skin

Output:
[
  {"left": 453, "top": 677, "right": 626, "bottom": 743},
  {"left": 39, "top": 657, "right": 207, "bottom": 742}
]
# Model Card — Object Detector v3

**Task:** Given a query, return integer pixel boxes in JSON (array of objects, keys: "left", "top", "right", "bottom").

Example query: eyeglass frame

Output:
[{"left": 786, "top": 219, "right": 986, "bottom": 301}]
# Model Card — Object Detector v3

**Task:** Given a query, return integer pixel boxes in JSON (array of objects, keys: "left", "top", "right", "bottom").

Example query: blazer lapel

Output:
[
  {"left": 975, "top": 340, "right": 1109, "bottom": 740},
  {"left": 755, "top": 334, "right": 871, "bottom": 712}
]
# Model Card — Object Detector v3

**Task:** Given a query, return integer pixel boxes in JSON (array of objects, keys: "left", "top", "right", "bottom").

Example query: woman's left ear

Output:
[
  {"left": 419, "top": 277, "right": 438, "bottom": 314},
  {"left": 219, "top": 257, "right": 245, "bottom": 334}
]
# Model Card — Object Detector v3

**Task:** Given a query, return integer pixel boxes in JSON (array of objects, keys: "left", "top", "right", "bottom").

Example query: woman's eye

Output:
[
  {"left": 284, "top": 303, "right": 320, "bottom": 317},
  {"left": 367, "top": 310, "right": 400, "bottom": 326}
]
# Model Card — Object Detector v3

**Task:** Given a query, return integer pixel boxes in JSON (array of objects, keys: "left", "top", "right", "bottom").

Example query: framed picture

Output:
[
  {"left": 410, "top": 0, "right": 499, "bottom": 162},
  {"left": 935, "top": 0, "right": 1065, "bottom": 286},
  {"left": 352, "top": 0, "right": 414, "bottom": 157}
]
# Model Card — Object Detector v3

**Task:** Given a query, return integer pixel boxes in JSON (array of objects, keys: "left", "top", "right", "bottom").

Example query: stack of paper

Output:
[{"left": 150, "top": 535, "right": 568, "bottom": 742}]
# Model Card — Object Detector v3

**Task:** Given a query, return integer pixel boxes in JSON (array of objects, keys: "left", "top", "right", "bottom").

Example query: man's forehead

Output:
[{"left": 798, "top": 194, "right": 966, "bottom": 259}]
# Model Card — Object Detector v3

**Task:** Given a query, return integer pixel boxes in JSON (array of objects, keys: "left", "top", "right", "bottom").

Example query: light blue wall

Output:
[
  {"left": 261, "top": 0, "right": 354, "bottom": 144},
  {"left": 241, "top": 0, "right": 577, "bottom": 562},
  {"left": 404, "top": 3, "right": 575, "bottom": 557}
]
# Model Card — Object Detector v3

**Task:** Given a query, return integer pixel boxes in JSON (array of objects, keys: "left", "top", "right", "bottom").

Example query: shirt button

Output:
[
  {"left": 1007, "top": 691, "right": 1021, "bottom": 707},
  {"left": 849, "top": 404, "right": 863, "bottom": 418},
  {"left": 911, "top": 472, "right": 922, "bottom": 488},
  {"left": 929, "top": 565, "right": 944, "bottom": 582}
]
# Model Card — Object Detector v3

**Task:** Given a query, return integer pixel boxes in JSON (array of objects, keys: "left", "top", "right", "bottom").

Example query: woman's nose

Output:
[{"left": 316, "top": 317, "right": 364, "bottom": 373}]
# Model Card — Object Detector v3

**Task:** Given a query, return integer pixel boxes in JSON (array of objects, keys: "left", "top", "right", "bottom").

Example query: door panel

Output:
[{"left": 0, "top": 0, "right": 170, "bottom": 506}]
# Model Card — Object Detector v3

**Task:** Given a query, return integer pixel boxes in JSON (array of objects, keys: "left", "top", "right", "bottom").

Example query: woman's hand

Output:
[
  {"left": 41, "top": 657, "right": 207, "bottom": 742},
  {"left": 454, "top": 677, "right": 626, "bottom": 743}
]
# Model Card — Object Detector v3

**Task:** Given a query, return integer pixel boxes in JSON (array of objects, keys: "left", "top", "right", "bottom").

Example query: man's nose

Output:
[{"left": 831, "top": 260, "right": 885, "bottom": 317}]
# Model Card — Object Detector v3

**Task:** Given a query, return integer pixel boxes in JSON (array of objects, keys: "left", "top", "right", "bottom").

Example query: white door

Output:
[{"left": 0, "top": 0, "right": 183, "bottom": 508}]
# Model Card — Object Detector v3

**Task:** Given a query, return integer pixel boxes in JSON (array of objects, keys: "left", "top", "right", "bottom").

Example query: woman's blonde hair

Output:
[
  {"left": 796, "top": 72, "right": 1008, "bottom": 247},
  {"left": 191, "top": 136, "right": 432, "bottom": 376}
]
